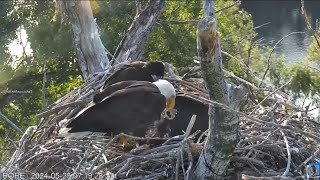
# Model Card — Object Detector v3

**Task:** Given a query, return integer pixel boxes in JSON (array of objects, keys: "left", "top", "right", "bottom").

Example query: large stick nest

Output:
[{"left": 2, "top": 63, "right": 320, "bottom": 180}]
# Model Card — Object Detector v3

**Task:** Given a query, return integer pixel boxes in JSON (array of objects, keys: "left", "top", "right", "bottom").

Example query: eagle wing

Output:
[
  {"left": 94, "top": 81, "right": 155, "bottom": 103},
  {"left": 66, "top": 83, "right": 166, "bottom": 136},
  {"left": 103, "top": 62, "right": 145, "bottom": 88}
]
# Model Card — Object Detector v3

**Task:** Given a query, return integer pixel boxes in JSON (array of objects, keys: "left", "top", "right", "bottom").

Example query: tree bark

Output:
[
  {"left": 191, "top": 0, "right": 243, "bottom": 179},
  {"left": 58, "top": 0, "right": 110, "bottom": 81},
  {"left": 113, "top": 0, "right": 166, "bottom": 65}
]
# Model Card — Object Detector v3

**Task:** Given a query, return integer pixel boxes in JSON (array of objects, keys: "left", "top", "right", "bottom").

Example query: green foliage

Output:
[
  {"left": 305, "top": 37, "right": 320, "bottom": 63},
  {"left": 92, "top": 1, "right": 136, "bottom": 53},
  {"left": 0, "top": 1, "right": 81, "bottom": 162},
  {"left": 145, "top": 1, "right": 202, "bottom": 67},
  {"left": 47, "top": 76, "right": 83, "bottom": 104},
  {"left": 288, "top": 37, "right": 320, "bottom": 96},
  {"left": 269, "top": 55, "right": 288, "bottom": 87},
  {"left": 290, "top": 65, "right": 314, "bottom": 94},
  {"left": 144, "top": 0, "right": 279, "bottom": 88}
]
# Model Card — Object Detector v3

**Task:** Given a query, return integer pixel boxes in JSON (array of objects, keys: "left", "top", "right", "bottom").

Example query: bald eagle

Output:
[
  {"left": 168, "top": 95, "right": 209, "bottom": 136},
  {"left": 59, "top": 79, "right": 176, "bottom": 139},
  {"left": 103, "top": 61, "right": 165, "bottom": 88}
]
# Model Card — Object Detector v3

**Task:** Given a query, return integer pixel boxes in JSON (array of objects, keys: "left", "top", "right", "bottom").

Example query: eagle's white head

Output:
[{"left": 153, "top": 79, "right": 176, "bottom": 110}]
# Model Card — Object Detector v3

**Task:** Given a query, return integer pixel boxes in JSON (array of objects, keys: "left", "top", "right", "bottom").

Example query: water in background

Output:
[
  {"left": 241, "top": 1, "right": 320, "bottom": 63},
  {"left": 241, "top": 1, "right": 320, "bottom": 118}
]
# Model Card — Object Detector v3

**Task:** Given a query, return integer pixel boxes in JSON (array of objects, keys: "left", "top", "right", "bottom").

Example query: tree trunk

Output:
[
  {"left": 113, "top": 0, "right": 166, "bottom": 64},
  {"left": 58, "top": 0, "right": 110, "bottom": 81},
  {"left": 191, "top": 0, "right": 243, "bottom": 179}
]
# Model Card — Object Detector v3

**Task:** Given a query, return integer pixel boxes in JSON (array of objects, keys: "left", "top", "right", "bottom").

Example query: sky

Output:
[{"left": 7, "top": 26, "right": 33, "bottom": 68}]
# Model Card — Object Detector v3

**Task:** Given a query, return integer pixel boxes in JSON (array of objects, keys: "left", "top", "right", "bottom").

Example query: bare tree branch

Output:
[
  {"left": 113, "top": 0, "right": 166, "bottom": 64},
  {"left": 36, "top": 99, "right": 90, "bottom": 119},
  {"left": 58, "top": 0, "right": 111, "bottom": 81},
  {"left": 259, "top": 32, "right": 305, "bottom": 87},
  {"left": 216, "top": 0, "right": 240, "bottom": 14},
  {"left": 135, "top": 0, "right": 142, "bottom": 15},
  {"left": 191, "top": 0, "right": 244, "bottom": 179},
  {"left": 0, "top": 112, "right": 23, "bottom": 135},
  {"left": 42, "top": 64, "right": 47, "bottom": 111},
  {"left": 280, "top": 129, "right": 291, "bottom": 178},
  {"left": 301, "top": 0, "right": 320, "bottom": 48}
]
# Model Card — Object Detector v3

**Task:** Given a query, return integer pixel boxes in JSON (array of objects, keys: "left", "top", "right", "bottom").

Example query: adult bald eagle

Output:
[
  {"left": 103, "top": 61, "right": 165, "bottom": 88},
  {"left": 59, "top": 79, "right": 176, "bottom": 139},
  {"left": 168, "top": 95, "right": 209, "bottom": 136}
]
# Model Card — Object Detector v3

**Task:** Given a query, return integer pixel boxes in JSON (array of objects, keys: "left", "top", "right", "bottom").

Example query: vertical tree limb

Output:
[
  {"left": 113, "top": 0, "right": 166, "bottom": 64},
  {"left": 58, "top": 0, "right": 110, "bottom": 81},
  {"left": 0, "top": 112, "right": 23, "bottom": 135},
  {"left": 191, "top": 0, "right": 243, "bottom": 179},
  {"left": 42, "top": 64, "right": 47, "bottom": 111},
  {"left": 301, "top": 0, "right": 320, "bottom": 48}
]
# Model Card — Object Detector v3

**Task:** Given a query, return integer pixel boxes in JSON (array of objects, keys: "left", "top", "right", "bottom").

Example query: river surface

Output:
[{"left": 241, "top": 1, "right": 320, "bottom": 63}]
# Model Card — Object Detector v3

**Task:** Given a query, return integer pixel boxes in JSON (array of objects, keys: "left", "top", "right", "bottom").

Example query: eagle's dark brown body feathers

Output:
[
  {"left": 103, "top": 61, "right": 164, "bottom": 88},
  {"left": 168, "top": 95, "right": 209, "bottom": 136},
  {"left": 59, "top": 80, "right": 176, "bottom": 139}
]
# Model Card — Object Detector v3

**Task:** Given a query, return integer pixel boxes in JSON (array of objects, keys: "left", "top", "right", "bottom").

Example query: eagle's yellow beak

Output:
[{"left": 166, "top": 97, "right": 175, "bottom": 110}]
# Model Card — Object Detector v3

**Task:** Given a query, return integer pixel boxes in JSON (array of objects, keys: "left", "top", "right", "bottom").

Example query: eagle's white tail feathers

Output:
[
  {"left": 58, "top": 119, "right": 92, "bottom": 139},
  {"left": 58, "top": 119, "right": 70, "bottom": 128},
  {"left": 58, "top": 127, "right": 92, "bottom": 139}
]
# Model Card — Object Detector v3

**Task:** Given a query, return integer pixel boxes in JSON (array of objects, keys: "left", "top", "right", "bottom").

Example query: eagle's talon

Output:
[{"left": 119, "top": 136, "right": 135, "bottom": 150}]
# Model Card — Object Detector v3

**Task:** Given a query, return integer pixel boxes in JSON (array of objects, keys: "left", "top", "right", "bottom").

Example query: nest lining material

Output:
[{"left": 1, "top": 63, "right": 320, "bottom": 180}]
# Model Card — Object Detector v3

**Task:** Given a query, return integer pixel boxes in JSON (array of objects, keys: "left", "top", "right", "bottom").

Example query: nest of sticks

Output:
[{"left": 2, "top": 63, "right": 320, "bottom": 180}]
